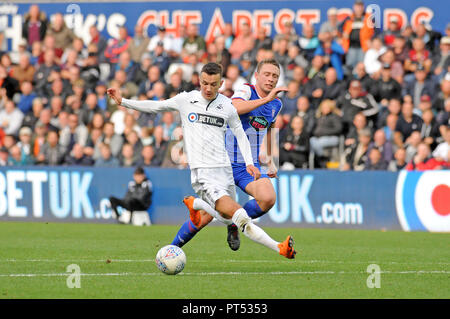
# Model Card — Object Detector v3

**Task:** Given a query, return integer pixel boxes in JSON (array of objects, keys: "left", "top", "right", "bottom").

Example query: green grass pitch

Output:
[{"left": 0, "top": 221, "right": 449, "bottom": 299}]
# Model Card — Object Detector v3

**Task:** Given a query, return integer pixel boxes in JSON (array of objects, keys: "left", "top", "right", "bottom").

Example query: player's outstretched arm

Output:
[
  {"left": 107, "top": 88, "right": 179, "bottom": 113},
  {"left": 232, "top": 86, "right": 288, "bottom": 115}
]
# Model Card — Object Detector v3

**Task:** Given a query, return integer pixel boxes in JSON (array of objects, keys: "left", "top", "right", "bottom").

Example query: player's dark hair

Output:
[
  {"left": 256, "top": 59, "right": 280, "bottom": 73},
  {"left": 201, "top": 62, "right": 223, "bottom": 76}
]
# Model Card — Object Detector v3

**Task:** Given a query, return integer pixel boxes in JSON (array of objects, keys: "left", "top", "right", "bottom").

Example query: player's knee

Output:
[{"left": 258, "top": 195, "right": 276, "bottom": 212}]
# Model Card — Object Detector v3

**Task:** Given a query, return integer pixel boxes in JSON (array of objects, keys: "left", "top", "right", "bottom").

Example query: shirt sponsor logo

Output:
[
  {"left": 188, "top": 112, "right": 224, "bottom": 127},
  {"left": 249, "top": 116, "right": 269, "bottom": 130}
]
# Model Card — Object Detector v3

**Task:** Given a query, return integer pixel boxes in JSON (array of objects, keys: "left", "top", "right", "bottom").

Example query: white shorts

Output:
[{"left": 190, "top": 166, "right": 236, "bottom": 208}]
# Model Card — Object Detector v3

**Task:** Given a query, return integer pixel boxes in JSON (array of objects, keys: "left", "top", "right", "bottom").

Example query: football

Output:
[{"left": 155, "top": 245, "right": 186, "bottom": 275}]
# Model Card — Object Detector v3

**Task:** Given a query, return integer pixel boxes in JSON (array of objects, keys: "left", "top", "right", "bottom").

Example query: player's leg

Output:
[
  {"left": 215, "top": 195, "right": 296, "bottom": 259},
  {"left": 243, "top": 178, "right": 276, "bottom": 218},
  {"left": 170, "top": 198, "right": 214, "bottom": 248}
]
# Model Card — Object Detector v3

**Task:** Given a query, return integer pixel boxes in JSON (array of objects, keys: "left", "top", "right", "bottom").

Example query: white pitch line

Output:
[
  {"left": 0, "top": 270, "right": 450, "bottom": 278},
  {"left": 1, "top": 259, "right": 450, "bottom": 266}
]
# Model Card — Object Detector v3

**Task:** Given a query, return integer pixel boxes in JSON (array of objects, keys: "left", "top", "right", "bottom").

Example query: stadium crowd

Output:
[{"left": 0, "top": 1, "right": 449, "bottom": 171}]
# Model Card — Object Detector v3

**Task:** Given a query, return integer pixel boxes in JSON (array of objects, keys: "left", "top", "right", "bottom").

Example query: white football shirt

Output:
[{"left": 121, "top": 90, "right": 254, "bottom": 169}]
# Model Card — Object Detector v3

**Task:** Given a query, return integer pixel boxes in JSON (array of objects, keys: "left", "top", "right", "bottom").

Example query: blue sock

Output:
[
  {"left": 171, "top": 219, "right": 199, "bottom": 248},
  {"left": 243, "top": 199, "right": 265, "bottom": 219}
]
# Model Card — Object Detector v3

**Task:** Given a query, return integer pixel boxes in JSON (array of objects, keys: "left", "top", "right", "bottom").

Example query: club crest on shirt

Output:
[{"left": 249, "top": 116, "right": 269, "bottom": 130}]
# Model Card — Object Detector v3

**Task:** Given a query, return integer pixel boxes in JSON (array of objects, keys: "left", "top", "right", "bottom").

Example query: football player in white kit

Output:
[{"left": 107, "top": 63, "right": 295, "bottom": 259}]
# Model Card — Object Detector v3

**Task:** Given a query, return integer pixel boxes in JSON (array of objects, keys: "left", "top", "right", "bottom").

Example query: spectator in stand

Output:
[
  {"left": 11, "top": 53, "right": 35, "bottom": 86},
  {"left": 110, "top": 69, "right": 138, "bottom": 99},
  {"left": 405, "top": 38, "right": 432, "bottom": 76},
  {"left": 364, "top": 147, "right": 388, "bottom": 170},
  {"left": 64, "top": 142, "right": 94, "bottom": 166},
  {"left": 351, "top": 61, "right": 374, "bottom": 92},
  {"left": 36, "top": 130, "right": 65, "bottom": 165},
  {"left": 341, "top": 127, "right": 371, "bottom": 171},
  {"left": 8, "top": 144, "right": 34, "bottom": 166},
  {"left": 280, "top": 81, "right": 301, "bottom": 121},
  {"left": 182, "top": 24, "right": 206, "bottom": 63},
  {"left": 148, "top": 26, "right": 173, "bottom": 53},
  {"left": 33, "top": 49, "right": 60, "bottom": 97},
  {"left": 382, "top": 16, "right": 402, "bottom": 47},
  {"left": 22, "top": 98, "right": 43, "bottom": 130},
  {"left": 275, "top": 20, "right": 299, "bottom": 44},
  {"left": 363, "top": 37, "right": 387, "bottom": 75},
  {"left": 432, "top": 128, "right": 450, "bottom": 162},
  {"left": 97, "top": 121, "right": 123, "bottom": 159},
  {"left": 315, "top": 31, "right": 345, "bottom": 80},
  {"left": 229, "top": 22, "right": 255, "bottom": 64},
  {"left": 211, "top": 35, "right": 231, "bottom": 76},
  {"left": 388, "top": 147, "right": 407, "bottom": 171},
  {"left": 89, "top": 25, "right": 108, "bottom": 63},
  {"left": 431, "top": 37, "right": 450, "bottom": 81},
  {"left": 306, "top": 55, "right": 326, "bottom": 84},
  {"left": 138, "top": 65, "right": 161, "bottom": 98},
  {"left": 0, "top": 65, "right": 19, "bottom": 100},
  {"left": 220, "top": 64, "right": 247, "bottom": 94},
  {"left": 319, "top": 7, "right": 339, "bottom": 39},
  {"left": 223, "top": 23, "right": 234, "bottom": 50},
  {"left": 110, "top": 51, "right": 139, "bottom": 84},
  {"left": 294, "top": 96, "right": 315, "bottom": 136},
  {"left": 383, "top": 113, "right": 399, "bottom": 145},
  {"left": 59, "top": 112, "right": 89, "bottom": 153},
  {"left": 345, "top": 112, "right": 371, "bottom": 147},
  {"left": 298, "top": 24, "right": 319, "bottom": 62},
  {"left": 151, "top": 125, "right": 169, "bottom": 167},
  {"left": 308, "top": 67, "right": 343, "bottom": 109},
  {"left": 341, "top": 0, "right": 375, "bottom": 69},
  {"left": 94, "top": 143, "right": 120, "bottom": 167},
  {"left": 0, "top": 100, "right": 24, "bottom": 136},
  {"left": 252, "top": 28, "right": 273, "bottom": 63},
  {"left": 22, "top": 4, "right": 48, "bottom": 48},
  {"left": 273, "top": 37, "right": 290, "bottom": 71},
  {"left": 310, "top": 99, "right": 343, "bottom": 167},
  {"left": 394, "top": 100, "right": 423, "bottom": 147},
  {"left": 104, "top": 26, "right": 131, "bottom": 65},
  {"left": 136, "top": 144, "right": 157, "bottom": 167},
  {"left": 119, "top": 142, "right": 136, "bottom": 167},
  {"left": 377, "top": 98, "right": 402, "bottom": 129},
  {"left": 413, "top": 22, "right": 442, "bottom": 54},
  {"left": 149, "top": 41, "right": 171, "bottom": 76},
  {"left": 404, "top": 130, "right": 422, "bottom": 163},
  {"left": 405, "top": 142, "right": 432, "bottom": 171},
  {"left": 419, "top": 108, "right": 440, "bottom": 149},
  {"left": 46, "top": 12, "right": 75, "bottom": 52},
  {"left": 17, "top": 126, "right": 33, "bottom": 158},
  {"left": 279, "top": 116, "right": 310, "bottom": 169},
  {"left": 16, "top": 81, "right": 37, "bottom": 115},
  {"left": 433, "top": 76, "right": 450, "bottom": 113},
  {"left": 127, "top": 24, "right": 150, "bottom": 64},
  {"left": 436, "top": 98, "right": 450, "bottom": 137},
  {"left": 337, "top": 79, "right": 379, "bottom": 134},
  {"left": 403, "top": 64, "right": 436, "bottom": 109},
  {"left": 367, "top": 129, "right": 394, "bottom": 164},
  {"left": 370, "top": 63, "right": 402, "bottom": 103}
]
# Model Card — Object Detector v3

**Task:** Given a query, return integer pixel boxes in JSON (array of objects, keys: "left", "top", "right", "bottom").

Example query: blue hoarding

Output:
[{"left": 0, "top": 167, "right": 448, "bottom": 232}]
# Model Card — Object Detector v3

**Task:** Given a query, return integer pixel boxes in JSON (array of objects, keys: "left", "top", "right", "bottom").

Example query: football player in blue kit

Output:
[{"left": 171, "top": 59, "right": 289, "bottom": 252}]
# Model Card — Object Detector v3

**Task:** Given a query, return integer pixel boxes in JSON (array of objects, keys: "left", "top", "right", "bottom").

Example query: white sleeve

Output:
[
  {"left": 231, "top": 84, "right": 251, "bottom": 101},
  {"left": 228, "top": 107, "right": 254, "bottom": 167},
  {"left": 121, "top": 94, "right": 181, "bottom": 113}
]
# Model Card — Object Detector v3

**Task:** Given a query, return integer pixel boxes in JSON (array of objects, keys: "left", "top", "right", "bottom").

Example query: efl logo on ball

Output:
[{"left": 395, "top": 171, "right": 450, "bottom": 232}]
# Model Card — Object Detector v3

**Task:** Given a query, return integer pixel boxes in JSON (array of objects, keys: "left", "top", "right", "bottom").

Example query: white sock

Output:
[
  {"left": 232, "top": 208, "right": 279, "bottom": 252},
  {"left": 193, "top": 198, "right": 233, "bottom": 225}
]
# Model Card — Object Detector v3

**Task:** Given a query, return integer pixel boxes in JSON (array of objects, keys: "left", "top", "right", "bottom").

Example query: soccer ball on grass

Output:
[{"left": 155, "top": 245, "right": 186, "bottom": 275}]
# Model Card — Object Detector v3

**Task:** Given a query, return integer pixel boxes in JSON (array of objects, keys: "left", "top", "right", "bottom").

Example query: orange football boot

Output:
[
  {"left": 182, "top": 196, "right": 201, "bottom": 228},
  {"left": 278, "top": 235, "right": 296, "bottom": 259}
]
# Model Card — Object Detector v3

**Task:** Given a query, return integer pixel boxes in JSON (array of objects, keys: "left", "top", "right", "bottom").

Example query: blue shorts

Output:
[{"left": 232, "top": 163, "right": 269, "bottom": 192}]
